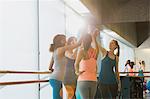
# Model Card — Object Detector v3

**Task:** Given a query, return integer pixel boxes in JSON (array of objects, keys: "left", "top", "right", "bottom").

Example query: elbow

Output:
[{"left": 74, "top": 63, "right": 79, "bottom": 70}]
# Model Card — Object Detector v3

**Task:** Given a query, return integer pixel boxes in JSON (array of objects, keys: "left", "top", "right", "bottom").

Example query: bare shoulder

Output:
[
  {"left": 55, "top": 47, "right": 65, "bottom": 57},
  {"left": 57, "top": 45, "right": 69, "bottom": 54}
]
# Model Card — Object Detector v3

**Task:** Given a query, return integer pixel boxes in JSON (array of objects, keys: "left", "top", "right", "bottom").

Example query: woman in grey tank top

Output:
[
  {"left": 48, "top": 34, "right": 81, "bottom": 99},
  {"left": 95, "top": 29, "right": 121, "bottom": 99}
]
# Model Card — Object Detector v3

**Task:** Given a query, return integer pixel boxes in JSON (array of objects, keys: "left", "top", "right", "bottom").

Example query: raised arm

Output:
[
  {"left": 59, "top": 39, "right": 81, "bottom": 56},
  {"left": 64, "top": 42, "right": 80, "bottom": 50},
  {"left": 90, "top": 32, "right": 99, "bottom": 59},
  {"left": 74, "top": 48, "right": 84, "bottom": 75},
  {"left": 94, "top": 29, "right": 107, "bottom": 57}
]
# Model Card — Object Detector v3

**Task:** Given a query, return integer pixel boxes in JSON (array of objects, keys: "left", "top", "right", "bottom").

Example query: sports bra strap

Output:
[{"left": 106, "top": 51, "right": 116, "bottom": 61}]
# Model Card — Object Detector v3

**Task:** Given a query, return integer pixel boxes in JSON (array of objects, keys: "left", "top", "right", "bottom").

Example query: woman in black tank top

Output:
[
  {"left": 94, "top": 29, "right": 121, "bottom": 99},
  {"left": 64, "top": 37, "right": 78, "bottom": 99}
]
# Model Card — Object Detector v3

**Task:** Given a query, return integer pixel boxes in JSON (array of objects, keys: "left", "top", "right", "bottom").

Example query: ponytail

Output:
[
  {"left": 113, "top": 40, "right": 120, "bottom": 57},
  {"left": 116, "top": 45, "right": 120, "bottom": 57},
  {"left": 49, "top": 44, "right": 55, "bottom": 52}
]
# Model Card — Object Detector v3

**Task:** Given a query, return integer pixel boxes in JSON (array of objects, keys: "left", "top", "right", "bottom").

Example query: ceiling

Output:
[
  {"left": 81, "top": 0, "right": 150, "bottom": 47},
  {"left": 138, "top": 36, "right": 150, "bottom": 48}
]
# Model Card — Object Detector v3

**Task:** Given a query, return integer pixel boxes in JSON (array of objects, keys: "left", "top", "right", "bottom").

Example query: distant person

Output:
[
  {"left": 138, "top": 60, "right": 145, "bottom": 76},
  {"left": 141, "top": 61, "right": 145, "bottom": 71},
  {"left": 124, "top": 60, "right": 131, "bottom": 75},
  {"left": 133, "top": 60, "right": 141, "bottom": 76},
  {"left": 129, "top": 62, "right": 135, "bottom": 76}
]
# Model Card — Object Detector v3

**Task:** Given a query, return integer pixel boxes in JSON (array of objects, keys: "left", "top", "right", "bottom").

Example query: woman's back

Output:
[
  {"left": 78, "top": 48, "right": 97, "bottom": 81},
  {"left": 49, "top": 49, "right": 66, "bottom": 81}
]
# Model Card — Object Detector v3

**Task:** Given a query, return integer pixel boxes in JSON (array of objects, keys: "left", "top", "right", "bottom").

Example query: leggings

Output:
[
  {"left": 99, "top": 82, "right": 118, "bottom": 99},
  {"left": 49, "top": 79, "right": 62, "bottom": 99},
  {"left": 76, "top": 81, "right": 97, "bottom": 99}
]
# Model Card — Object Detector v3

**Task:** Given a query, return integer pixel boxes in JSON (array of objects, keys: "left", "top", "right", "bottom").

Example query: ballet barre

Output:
[
  {"left": 0, "top": 80, "right": 49, "bottom": 85},
  {"left": 0, "top": 70, "right": 52, "bottom": 74}
]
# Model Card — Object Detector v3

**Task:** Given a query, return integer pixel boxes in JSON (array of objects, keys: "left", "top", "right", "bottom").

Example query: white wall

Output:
[
  {"left": 65, "top": 5, "right": 86, "bottom": 37},
  {"left": 0, "top": 0, "right": 86, "bottom": 99},
  {"left": 0, "top": 0, "right": 39, "bottom": 99},
  {"left": 39, "top": 0, "right": 65, "bottom": 99},
  {"left": 135, "top": 48, "right": 150, "bottom": 72}
]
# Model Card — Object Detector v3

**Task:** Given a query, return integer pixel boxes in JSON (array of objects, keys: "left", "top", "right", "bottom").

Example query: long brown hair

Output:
[
  {"left": 82, "top": 33, "right": 92, "bottom": 51},
  {"left": 113, "top": 40, "right": 120, "bottom": 57},
  {"left": 49, "top": 34, "right": 66, "bottom": 52}
]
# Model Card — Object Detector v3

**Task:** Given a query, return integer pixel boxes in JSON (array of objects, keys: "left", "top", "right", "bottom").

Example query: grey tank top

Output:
[
  {"left": 99, "top": 52, "right": 117, "bottom": 84},
  {"left": 49, "top": 50, "right": 66, "bottom": 81}
]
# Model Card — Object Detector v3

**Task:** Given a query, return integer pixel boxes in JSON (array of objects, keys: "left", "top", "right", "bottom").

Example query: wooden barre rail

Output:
[
  {"left": 1, "top": 76, "right": 150, "bottom": 85},
  {"left": 0, "top": 70, "right": 52, "bottom": 74},
  {"left": 0, "top": 80, "right": 49, "bottom": 85},
  {"left": 0, "top": 70, "right": 150, "bottom": 74}
]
